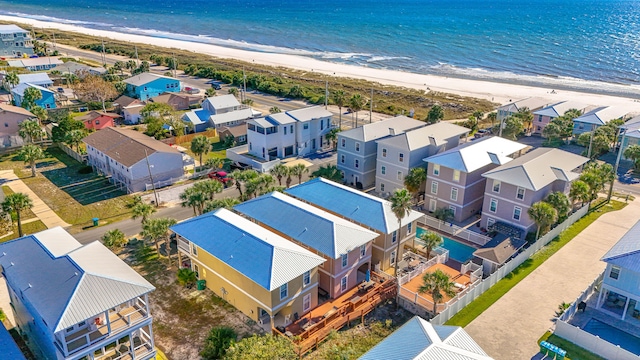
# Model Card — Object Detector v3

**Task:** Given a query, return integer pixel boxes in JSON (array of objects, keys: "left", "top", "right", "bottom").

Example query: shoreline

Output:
[{"left": 2, "top": 14, "right": 640, "bottom": 112}]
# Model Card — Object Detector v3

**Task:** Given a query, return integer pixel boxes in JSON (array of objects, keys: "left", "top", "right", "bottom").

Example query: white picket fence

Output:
[
  {"left": 425, "top": 204, "right": 590, "bottom": 325},
  {"left": 420, "top": 215, "right": 492, "bottom": 246}
]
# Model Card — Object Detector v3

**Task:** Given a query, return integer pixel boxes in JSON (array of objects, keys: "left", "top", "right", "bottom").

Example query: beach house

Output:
[
  {"left": 0, "top": 227, "right": 156, "bottom": 360},
  {"left": 423, "top": 136, "right": 527, "bottom": 222},
  {"left": 359, "top": 316, "right": 493, "bottom": 360},
  {"left": 620, "top": 116, "right": 640, "bottom": 161},
  {"left": 480, "top": 148, "right": 588, "bottom": 238},
  {"left": 11, "top": 83, "right": 56, "bottom": 110},
  {"left": 17, "top": 73, "right": 53, "bottom": 88},
  {"left": 149, "top": 92, "right": 200, "bottom": 111},
  {"left": 246, "top": 106, "right": 333, "bottom": 160},
  {"left": 496, "top": 97, "right": 550, "bottom": 125},
  {"left": 0, "top": 24, "right": 34, "bottom": 57},
  {"left": 532, "top": 100, "right": 587, "bottom": 135},
  {"left": 219, "top": 125, "right": 247, "bottom": 146},
  {"left": 375, "top": 122, "right": 469, "bottom": 196},
  {"left": 182, "top": 94, "right": 254, "bottom": 132},
  {"left": 234, "top": 191, "right": 379, "bottom": 299},
  {"left": 337, "top": 115, "right": 426, "bottom": 189},
  {"left": 0, "top": 104, "right": 35, "bottom": 147},
  {"left": 171, "top": 209, "right": 325, "bottom": 329},
  {"left": 77, "top": 111, "right": 121, "bottom": 131},
  {"left": 572, "top": 106, "right": 628, "bottom": 135},
  {"left": 124, "top": 73, "right": 181, "bottom": 100},
  {"left": 83, "top": 127, "right": 185, "bottom": 193},
  {"left": 285, "top": 178, "right": 423, "bottom": 272},
  {"left": 7, "top": 57, "right": 63, "bottom": 71}
]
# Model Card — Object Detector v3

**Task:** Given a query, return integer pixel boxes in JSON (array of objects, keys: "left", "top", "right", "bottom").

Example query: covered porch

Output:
[
  {"left": 85, "top": 324, "right": 155, "bottom": 360},
  {"left": 595, "top": 285, "right": 640, "bottom": 323}
]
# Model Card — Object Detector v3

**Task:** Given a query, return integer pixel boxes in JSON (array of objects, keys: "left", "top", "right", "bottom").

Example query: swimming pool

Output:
[
  {"left": 583, "top": 319, "right": 640, "bottom": 355},
  {"left": 416, "top": 228, "right": 477, "bottom": 263}
]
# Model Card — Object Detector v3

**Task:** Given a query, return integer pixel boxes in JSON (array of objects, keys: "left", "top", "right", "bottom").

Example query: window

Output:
[
  {"left": 513, "top": 206, "right": 522, "bottom": 221},
  {"left": 360, "top": 244, "right": 366, "bottom": 257},
  {"left": 380, "top": 183, "right": 385, "bottom": 192},
  {"left": 193, "top": 264, "right": 199, "bottom": 279},
  {"left": 609, "top": 265, "right": 621, "bottom": 280},
  {"left": 303, "top": 271, "right": 310, "bottom": 286},
  {"left": 397, "top": 171, "right": 403, "bottom": 180},
  {"left": 390, "top": 251, "right": 396, "bottom": 265},
  {"left": 354, "top": 159, "right": 359, "bottom": 169},
  {"left": 487, "top": 218, "right": 495, "bottom": 227},
  {"left": 449, "top": 205, "right": 456, "bottom": 215},
  {"left": 280, "top": 284, "right": 288, "bottom": 300},
  {"left": 453, "top": 170, "right": 460, "bottom": 182},
  {"left": 340, "top": 276, "right": 348, "bottom": 292},
  {"left": 516, "top": 187, "right": 525, "bottom": 200},
  {"left": 451, "top": 187, "right": 458, "bottom": 201},
  {"left": 538, "top": 115, "right": 543, "bottom": 122},
  {"left": 192, "top": 245, "right": 198, "bottom": 256},
  {"left": 489, "top": 199, "right": 497, "bottom": 213},
  {"left": 66, "top": 326, "right": 74, "bottom": 333},
  {"left": 340, "top": 155, "right": 345, "bottom": 164},
  {"left": 284, "top": 126, "right": 287, "bottom": 135},
  {"left": 407, "top": 222, "right": 412, "bottom": 234},
  {"left": 303, "top": 124, "right": 309, "bottom": 130},
  {"left": 399, "top": 153, "right": 404, "bottom": 162},
  {"left": 431, "top": 181, "right": 438, "bottom": 194},
  {"left": 433, "top": 164, "right": 440, "bottom": 176},
  {"left": 320, "top": 120, "right": 324, "bottom": 130},
  {"left": 381, "top": 166, "right": 386, "bottom": 175},
  {"left": 290, "top": 125, "right": 294, "bottom": 133},
  {"left": 382, "top": 148, "right": 387, "bottom": 157},
  {"left": 341, "top": 138, "right": 346, "bottom": 147},
  {"left": 392, "top": 230, "right": 397, "bottom": 243},
  {"left": 493, "top": 180, "right": 501, "bottom": 193},
  {"left": 341, "top": 254, "right": 348, "bottom": 267},
  {"left": 303, "top": 293, "right": 311, "bottom": 311},
  {"left": 355, "top": 142, "right": 360, "bottom": 152},
  {"left": 429, "top": 199, "right": 437, "bottom": 212}
]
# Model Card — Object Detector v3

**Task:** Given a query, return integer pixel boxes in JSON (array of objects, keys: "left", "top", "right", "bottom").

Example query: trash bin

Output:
[
  {"left": 197, "top": 279, "right": 206, "bottom": 290},
  {"left": 539, "top": 341, "right": 550, "bottom": 356},
  {"left": 92, "top": 218, "right": 99, "bottom": 227},
  {"left": 555, "top": 348, "right": 566, "bottom": 360}
]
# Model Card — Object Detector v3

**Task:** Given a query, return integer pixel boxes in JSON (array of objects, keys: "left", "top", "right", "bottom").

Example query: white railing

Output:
[
  {"left": 398, "top": 252, "right": 447, "bottom": 285},
  {"left": 555, "top": 320, "right": 638, "bottom": 360},
  {"left": 559, "top": 273, "right": 603, "bottom": 323},
  {"left": 419, "top": 215, "right": 492, "bottom": 246},
  {"left": 177, "top": 239, "right": 190, "bottom": 253}
]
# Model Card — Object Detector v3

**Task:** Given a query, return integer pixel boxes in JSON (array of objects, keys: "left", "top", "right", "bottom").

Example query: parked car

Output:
[
  {"left": 185, "top": 87, "right": 200, "bottom": 94},
  {"left": 208, "top": 171, "right": 230, "bottom": 186},
  {"left": 474, "top": 129, "right": 491, "bottom": 139},
  {"left": 57, "top": 87, "right": 64, "bottom": 93}
]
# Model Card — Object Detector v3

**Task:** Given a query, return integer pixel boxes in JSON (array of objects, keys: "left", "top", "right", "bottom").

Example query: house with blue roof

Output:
[
  {"left": 0, "top": 227, "right": 156, "bottom": 360},
  {"left": 123, "top": 73, "right": 181, "bottom": 100},
  {"left": 235, "top": 191, "right": 378, "bottom": 299},
  {"left": 0, "top": 321, "right": 26, "bottom": 360},
  {"left": 285, "top": 178, "right": 423, "bottom": 273},
  {"left": 11, "top": 83, "right": 56, "bottom": 110},
  {"left": 171, "top": 208, "right": 325, "bottom": 329},
  {"left": 360, "top": 316, "right": 493, "bottom": 359}
]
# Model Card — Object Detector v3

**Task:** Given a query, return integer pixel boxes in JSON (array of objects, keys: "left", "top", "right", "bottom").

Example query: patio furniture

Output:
[
  {"left": 577, "top": 301, "right": 587, "bottom": 312},
  {"left": 285, "top": 331, "right": 293, "bottom": 337},
  {"left": 323, "top": 306, "right": 338, "bottom": 318},
  {"left": 302, "top": 319, "right": 315, "bottom": 331}
]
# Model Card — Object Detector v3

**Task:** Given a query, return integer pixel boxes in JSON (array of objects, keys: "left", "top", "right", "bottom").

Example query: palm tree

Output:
[
  {"left": 4, "top": 71, "right": 19, "bottom": 103},
  {"left": 228, "top": 169, "right": 258, "bottom": 199},
  {"left": 349, "top": 93, "right": 366, "bottom": 128},
  {"left": 418, "top": 231, "right": 443, "bottom": 259},
  {"left": 205, "top": 157, "right": 224, "bottom": 171},
  {"left": 527, "top": 201, "right": 558, "bottom": 241},
  {"left": 472, "top": 110, "right": 484, "bottom": 128},
  {"left": 142, "top": 217, "right": 177, "bottom": 260},
  {"left": 18, "top": 144, "right": 44, "bottom": 177},
  {"left": 390, "top": 188, "right": 413, "bottom": 278},
  {"left": 21, "top": 87, "right": 42, "bottom": 110},
  {"left": 325, "top": 128, "right": 341, "bottom": 149},
  {"left": 30, "top": 106, "right": 48, "bottom": 125},
  {"left": 228, "top": 87, "right": 239, "bottom": 97},
  {"left": 404, "top": 167, "right": 426, "bottom": 203},
  {"left": 2, "top": 193, "right": 34, "bottom": 237},
  {"left": 113, "top": 61, "right": 125, "bottom": 75},
  {"left": 180, "top": 186, "right": 207, "bottom": 215},
  {"left": 311, "top": 165, "right": 343, "bottom": 183},
  {"left": 203, "top": 197, "right": 240, "bottom": 213},
  {"left": 270, "top": 164, "right": 289, "bottom": 186},
  {"left": 269, "top": 106, "right": 281, "bottom": 114},
  {"left": 418, "top": 269, "right": 457, "bottom": 315},
  {"left": 515, "top": 107, "right": 533, "bottom": 134},
  {"left": 546, "top": 192, "right": 571, "bottom": 222},
  {"left": 426, "top": 105, "right": 444, "bottom": 124},
  {"left": 332, "top": 90, "right": 346, "bottom": 128},
  {"left": 190, "top": 135, "right": 211, "bottom": 170},
  {"left": 102, "top": 229, "right": 127, "bottom": 250},
  {"left": 569, "top": 180, "right": 591, "bottom": 208},
  {"left": 64, "top": 129, "right": 87, "bottom": 152},
  {"left": 193, "top": 179, "right": 223, "bottom": 200},
  {"left": 487, "top": 112, "right": 497, "bottom": 130},
  {"left": 18, "top": 119, "right": 44, "bottom": 144},
  {"left": 131, "top": 201, "right": 156, "bottom": 224},
  {"left": 126, "top": 60, "right": 137, "bottom": 72},
  {"left": 289, "top": 163, "right": 309, "bottom": 185}
]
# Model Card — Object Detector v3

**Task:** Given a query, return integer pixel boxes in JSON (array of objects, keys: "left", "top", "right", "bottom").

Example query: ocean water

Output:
[{"left": 1, "top": 0, "right": 639, "bottom": 85}]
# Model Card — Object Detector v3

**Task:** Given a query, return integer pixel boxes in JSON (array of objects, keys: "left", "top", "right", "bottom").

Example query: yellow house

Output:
[{"left": 171, "top": 208, "right": 325, "bottom": 329}]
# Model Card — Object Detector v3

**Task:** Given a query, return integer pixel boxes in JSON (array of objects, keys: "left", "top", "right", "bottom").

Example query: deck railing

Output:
[{"left": 419, "top": 215, "right": 491, "bottom": 246}]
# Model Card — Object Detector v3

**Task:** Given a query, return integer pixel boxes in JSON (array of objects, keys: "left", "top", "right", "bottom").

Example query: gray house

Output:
[
  {"left": 375, "top": 122, "right": 469, "bottom": 196},
  {"left": 0, "top": 25, "right": 34, "bottom": 57},
  {"left": 423, "top": 136, "right": 527, "bottom": 222},
  {"left": 496, "top": 97, "right": 550, "bottom": 126},
  {"left": 480, "top": 148, "right": 589, "bottom": 238},
  {"left": 83, "top": 127, "right": 186, "bottom": 193},
  {"left": 337, "top": 116, "right": 425, "bottom": 189}
]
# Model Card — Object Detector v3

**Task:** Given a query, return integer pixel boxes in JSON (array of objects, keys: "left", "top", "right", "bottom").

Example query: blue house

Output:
[
  {"left": 11, "top": 83, "right": 56, "bottom": 110},
  {"left": 123, "top": 73, "right": 181, "bottom": 100}
]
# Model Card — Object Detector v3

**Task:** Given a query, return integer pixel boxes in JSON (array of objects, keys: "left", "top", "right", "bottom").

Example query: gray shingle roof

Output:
[
  {"left": 473, "top": 234, "right": 526, "bottom": 265},
  {"left": 339, "top": 115, "right": 426, "bottom": 142},
  {"left": 376, "top": 122, "right": 469, "bottom": 150},
  {"left": 481, "top": 148, "right": 588, "bottom": 191},
  {"left": 359, "top": 316, "right": 493, "bottom": 360},
  {"left": 0, "top": 227, "right": 154, "bottom": 333},
  {"left": 234, "top": 192, "right": 378, "bottom": 258},
  {"left": 170, "top": 209, "right": 325, "bottom": 290},
  {"left": 601, "top": 220, "right": 640, "bottom": 273}
]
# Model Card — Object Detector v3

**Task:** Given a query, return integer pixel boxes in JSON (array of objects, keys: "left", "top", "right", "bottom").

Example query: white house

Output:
[
  {"left": 17, "top": 73, "right": 53, "bottom": 88},
  {"left": 183, "top": 94, "right": 254, "bottom": 131}
]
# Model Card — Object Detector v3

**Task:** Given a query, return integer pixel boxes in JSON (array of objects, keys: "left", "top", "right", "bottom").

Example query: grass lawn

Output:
[
  {"left": 179, "top": 136, "right": 227, "bottom": 164},
  {"left": 1, "top": 186, "right": 37, "bottom": 221},
  {"left": 539, "top": 331, "right": 605, "bottom": 360},
  {"left": 0, "top": 220, "right": 48, "bottom": 243},
  {"left": 446, "top": 199, "right": 626, "bottom": 327}
]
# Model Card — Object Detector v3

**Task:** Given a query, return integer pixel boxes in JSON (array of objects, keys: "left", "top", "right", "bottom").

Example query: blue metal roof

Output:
[
  {"left": 234, "top": 192, "right": 377, "bottom": 258},
  {"left": 0, "top": 320, "right": 27, "bottom": 359},
  {"left": 602, "top": 220, "right": 640, "bottom": 273},
  {"left": 170, "top": 209, "right": 324, "bottom": 290}
]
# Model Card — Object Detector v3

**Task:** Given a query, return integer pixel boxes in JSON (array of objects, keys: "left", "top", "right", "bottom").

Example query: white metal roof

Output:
[
  {"left": 533, "top": 101, "right": 587, "bottom": 118},
  {"left": 377, "top": 122, "right": 469, "bottom": 150},
  {"left": 267, "top": 112, "right": 297, "bottom": 125},
  {"left": 339, "top": 115, "right": 426, "bottom": 142},
  {"left": 210, "top": 108, "right": 254, "bottom": 126},
  {"left": 497, "top": 97, "right": 550, "bottom": 113},
  {"left": 423, "top": 136, "right": 527, "bottom": 173},
  {"left": 286, "top": 106, "right": 333, "bottom": 122},
  {"left": 11, "top": 83, "right": 54, "bottom": 97},
  {"left": 573, "top": 106, "right": 629, "bottom": 126},
  {"left": 17, "top": 73, "right": 52, "bottom": 86},
  {"left": 203, "top": 94, "right": 240, "bottom": 111},
  {"left": 7, "top": 57, "right": 64, "bottom": 68},
  {"left": 0, "top": 25, "right": 28, "bottom": 34}
]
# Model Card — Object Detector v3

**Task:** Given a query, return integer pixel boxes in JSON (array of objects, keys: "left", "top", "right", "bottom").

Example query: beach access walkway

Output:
[
  {"left": 0, "top": 170, "right": 71, "bottom": 229},
  {"left": 464, "top": 198, "right": 640, "bottom": 360}
]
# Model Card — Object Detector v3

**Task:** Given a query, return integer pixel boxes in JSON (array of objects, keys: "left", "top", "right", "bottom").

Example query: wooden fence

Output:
[{"left": 174, "top": 129, "right": 218, "bottom": 145}]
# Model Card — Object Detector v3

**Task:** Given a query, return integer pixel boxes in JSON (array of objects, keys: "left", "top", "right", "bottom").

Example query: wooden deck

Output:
[
  {"left": 274, "top": 272, "right": 397, "bottom": 357},
  {"left": 399, "top": 263, "right": 472, "bottom": 314}
]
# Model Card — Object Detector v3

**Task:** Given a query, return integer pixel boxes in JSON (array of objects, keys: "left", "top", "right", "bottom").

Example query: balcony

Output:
[{"left": 93, "top": 325, "right": 155, "bottom": 360}]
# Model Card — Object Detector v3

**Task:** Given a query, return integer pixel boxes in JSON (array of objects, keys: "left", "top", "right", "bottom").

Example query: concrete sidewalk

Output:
[
  {"left": 0, "top": 170, "right": 71, "bottom": 229},
  {"left": 464, "top": 199, "right": 640, "bottom": 360}
]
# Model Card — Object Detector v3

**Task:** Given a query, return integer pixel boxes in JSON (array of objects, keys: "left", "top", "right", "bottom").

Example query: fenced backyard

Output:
[{"left": 419, "top": 214, "right": 492, "bottom": 246}]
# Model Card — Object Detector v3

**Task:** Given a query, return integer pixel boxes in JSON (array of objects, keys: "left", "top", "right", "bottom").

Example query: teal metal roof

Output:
[
  {"left": 285, "top": 178, "right": 423, "bottom": 234},
  {"left": 170, "top": 209, "right": 325, "bottom": 290},
  {"left": 234, "top": 192, "right": 377, "bottom": 258},
  {"left": 602, "top": 220, "right": 640, "bottom": 273}
]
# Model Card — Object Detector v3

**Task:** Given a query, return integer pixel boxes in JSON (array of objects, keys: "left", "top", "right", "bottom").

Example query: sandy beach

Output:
[{"left": 3, "top": 14, "right": 640, "bottom": 113}]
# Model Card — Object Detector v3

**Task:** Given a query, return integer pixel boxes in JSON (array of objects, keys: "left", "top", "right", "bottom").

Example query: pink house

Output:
[
  {"left": 78, "top": 111, "right": 121, "bottom": 131},
  {"left": 532, "top": 101, "right": 587, "bottom": 136}
]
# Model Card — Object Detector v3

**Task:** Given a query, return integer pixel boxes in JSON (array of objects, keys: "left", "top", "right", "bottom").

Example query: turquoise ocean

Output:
[{"left": 1, "top": 0, "right": 639, "bottom": 85}]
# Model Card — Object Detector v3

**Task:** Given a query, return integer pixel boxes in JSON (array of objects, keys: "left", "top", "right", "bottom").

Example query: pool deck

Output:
[
  {"left": 569, "top": 292, "right": 640, "bottom": 340},
  {"left": 416, "top": 226, "right": 481, "bottom": 252}
]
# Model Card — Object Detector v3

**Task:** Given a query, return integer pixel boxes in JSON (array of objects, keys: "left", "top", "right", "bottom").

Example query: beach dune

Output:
[{"left": 2, "top": 14, "right": 639, "bottom": 112}]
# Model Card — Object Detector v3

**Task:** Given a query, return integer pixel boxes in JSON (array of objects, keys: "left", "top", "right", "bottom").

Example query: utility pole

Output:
[
  {"left": 134, "top": 45, "right": 140, "bottom": 66},
  {"left": 101, "top": 38, "right": 106, "bottom": 66},
  {"left": 587, "top": 124, "right": 596, "bottom": 159},
  {"left": 172, "top": 52, "right": 177, "bottom": 78},
  {"left": 325, "top": 80, "right": 328, "bottom": 109},
  {"left": 607, "top": 126, "right": 625, "bottom": 202},
  {"left": 242, "top": 66, "right": 247, "bottom": 103},
  {"left": 145, "top": 149, "right": 159, "bottom": 207},
  {"left": 52, "top": 31, "right": 57, "bottom": 52},
  {"left": 369, "top": 88, "right": 373, "bottom": 124}
]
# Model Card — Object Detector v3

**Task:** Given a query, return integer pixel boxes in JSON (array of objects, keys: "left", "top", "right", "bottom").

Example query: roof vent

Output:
[
  {"left": 74, "top": 272, "right": 79, "bottom": 276},
  {"left": 28, "top": 283, "right": 32, "bottom": 288},
  {"left": 1, "top": 252, "right": 5, "bottom": 256},
  {"left": 389, "top": 128, "right": 396, "bottom": 136},
  {"left": 9, "top": 262, "right": 14, "bottom": 267},
  {"left": 229, "top": 255, "right": 233, "bottom": 259}
]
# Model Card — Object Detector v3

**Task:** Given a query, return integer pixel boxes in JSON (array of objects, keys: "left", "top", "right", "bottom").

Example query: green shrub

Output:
[
  {"left": 177, "top": 268, "right": 197, "bottom": 288},
  {"left": 200, "top": 326, "right": 237, "bottom": 360}
]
